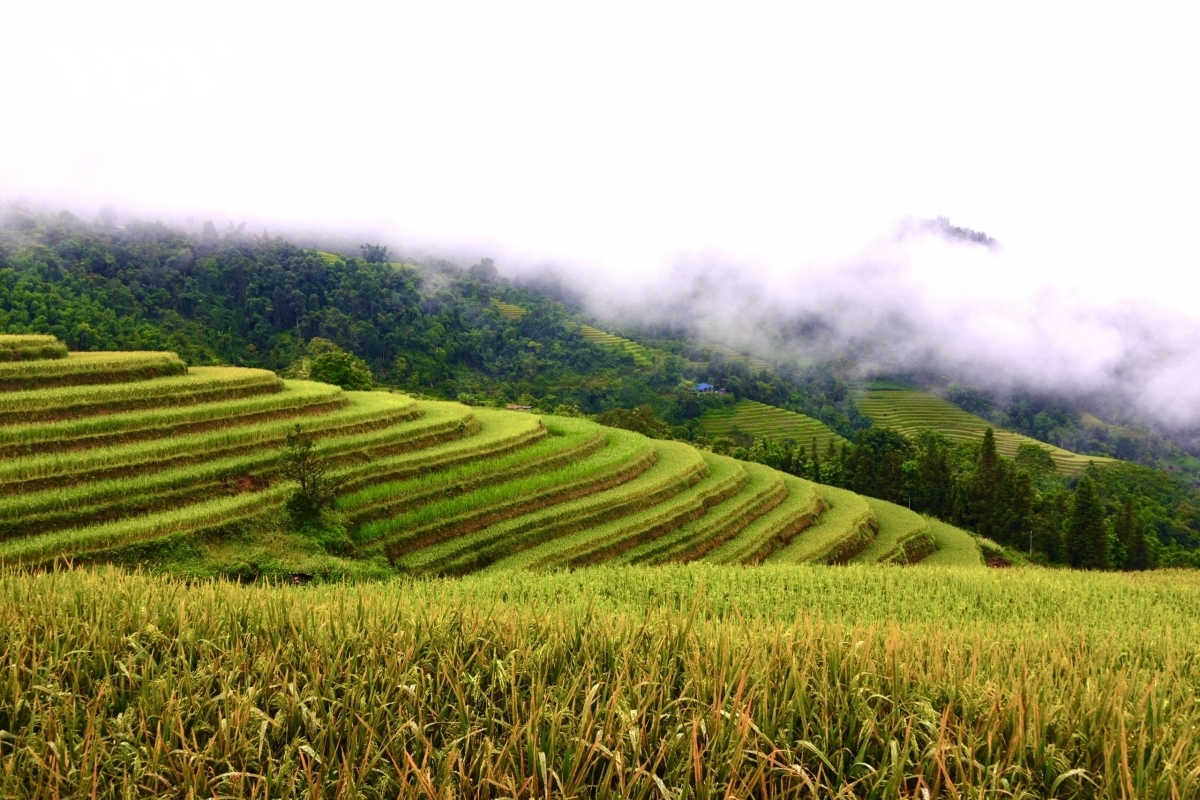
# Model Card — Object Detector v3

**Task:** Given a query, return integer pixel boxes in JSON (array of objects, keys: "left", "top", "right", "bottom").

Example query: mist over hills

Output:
[{"left": 508, "top": 216, "right": 1200, "bottom": 448}]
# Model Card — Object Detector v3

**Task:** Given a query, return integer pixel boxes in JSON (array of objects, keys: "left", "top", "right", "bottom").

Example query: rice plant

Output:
[
  {"left": 0, "top": 366, "right": 282, "bottom": 423},
  {"left": 0, "top": 333, "right": 68, "bottom": 361},
  {"left": 858, "top": 386, "right": 1114, "bottom": 475},
  {"left": 0, "top": 350, "right": 187, "bottom": 390},
  {"left": 3, "top": 564, "right": 1195, "bottom": 798}
]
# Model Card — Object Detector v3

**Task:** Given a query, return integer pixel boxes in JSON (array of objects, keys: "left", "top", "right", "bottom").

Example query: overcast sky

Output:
[{"left": 2, "top": 3, "right": 1199, "bottom": 421}]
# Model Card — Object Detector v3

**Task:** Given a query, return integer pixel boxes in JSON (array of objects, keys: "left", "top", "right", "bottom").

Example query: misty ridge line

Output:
[
  {"left": 3, "top": 199, "right": 1196, "bottom": 439},
  {"left": 502, "top": 217, "right": 1199, "bottom": 436}
]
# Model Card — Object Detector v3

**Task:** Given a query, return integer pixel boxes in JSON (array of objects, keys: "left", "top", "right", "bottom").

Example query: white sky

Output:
[{"left": 1, "top": 3, "right": 1197, "bottom": 311}]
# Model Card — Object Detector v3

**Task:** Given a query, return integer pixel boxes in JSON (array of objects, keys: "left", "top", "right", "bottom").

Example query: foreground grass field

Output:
[
  {"left": 857, "top": 387, "right": 1116, "bottom": 475},
  {"left": 2, "top": 565, "right": 1196, "bottom": 798}
]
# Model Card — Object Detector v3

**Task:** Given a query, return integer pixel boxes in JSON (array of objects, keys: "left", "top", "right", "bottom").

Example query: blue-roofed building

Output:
[{"left": 695, "top": 382, "right": 713, "bottom": 392}]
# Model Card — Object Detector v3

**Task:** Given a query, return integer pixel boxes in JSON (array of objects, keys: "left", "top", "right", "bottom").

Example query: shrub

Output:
[
  {"left": 281, "top": 424, "right": 349, "bottom": 524},
  {"left": 309, "top": 351, "right": 373, "bottom": 390}
]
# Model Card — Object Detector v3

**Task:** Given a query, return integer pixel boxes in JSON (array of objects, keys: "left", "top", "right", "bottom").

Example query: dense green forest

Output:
[
  {"left": 0, "top": 210, "right": 863, "bottom": 429},
  {"left": 2, "top": 209, "right": 1198, "bottom": 568}
]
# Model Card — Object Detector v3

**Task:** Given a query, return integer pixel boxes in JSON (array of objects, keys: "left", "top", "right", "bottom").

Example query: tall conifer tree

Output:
[{"left": 1066, "top": 475, "right": 1109, "bottom": 569}]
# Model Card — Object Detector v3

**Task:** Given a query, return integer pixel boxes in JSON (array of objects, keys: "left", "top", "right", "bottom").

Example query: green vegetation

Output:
[
  {"left": 0, "top": 366, "right": 282, "bottom": 423},
  {"left": 578, "top": 323, "right": 654, "bottom": 366},
  {"left": 0, "top": 350, "right": 186, "bottom": 391},
  {"left": 5, "top": 565, "right": 1198, "bottom": 798},
  {"left": 0, "top": 338, "right": 1002, "bottom": 577},
  {"left": 921, "top": 518, "right": 986, "bottom": 567},
  {"left": 699, "top": 398, "right": 844, "bottom": 451},
  {"left": 766, "top": 485, "right": 876, "bottom": 564},
  {"left": 853, "top": 497, "right": 936, "bottom": 565},
  {"left": 700, "top": 341, "right": 773, "bottom": 373},
  {"left": 0, "top": 214, "right": 1194, "bottom": 568},
  {"left": 0, "top": 333, "right": 67, "bottom": 361},
  {"left": 858, "top": 386, "right": 1112, "bottom": 475},
  {"left": 489, "top": 298, "right": 527, "bottom": 319}
]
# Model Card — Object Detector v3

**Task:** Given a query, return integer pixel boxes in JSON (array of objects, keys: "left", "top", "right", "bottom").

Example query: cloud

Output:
[{"left": 527, "top": 217, "right": 1200, "bottom": 430}]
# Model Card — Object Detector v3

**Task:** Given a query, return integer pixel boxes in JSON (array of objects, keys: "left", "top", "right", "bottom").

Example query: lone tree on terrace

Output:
[{"left": 281, "top": 424, "right": 348, "bottom": 524}]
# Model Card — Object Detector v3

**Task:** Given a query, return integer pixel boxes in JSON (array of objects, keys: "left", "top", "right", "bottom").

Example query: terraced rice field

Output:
[
  {"left": 699, "top": 399, "right": 845, "bottom": 450},
  {"left": 0, "top": 333, "right": 67, "bottom": 361},
  {"left": 921, "top": 518, "right": 985, "bottom": 567},
  {"left": 489, "top": 299, "right": 528, "bottom": 319},
  {"left": 702, "top": 342, "right": 774, "bottom": 374},
  {"left": 577, "top": 324, "right": 654, "bottom": 366},
  {"left": 858, "top": 386, "right": 1116, "bottom": 475},
  {"left": 0, "top": 336, "right": 976, "bottom": 570},
  {"left": 852, "top": 497, "right": 937, "bottom": 565}
]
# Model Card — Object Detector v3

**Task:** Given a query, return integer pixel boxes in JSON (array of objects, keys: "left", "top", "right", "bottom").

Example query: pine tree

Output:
[
  {"left": 1065, "top": 476, "right": 1109, "bottom": 569},
  {"left": 971, "top": 428, "right": 1002, "bottom": 538},
  {"left": 1119, "top": 499, "right": 1154, "bottom": 571},
  {"left": 1113, "top": 499, "right": 1134, "bottom": 570},
  {"left": 810, "top": 438, "right": 821, "bottom": 483}
]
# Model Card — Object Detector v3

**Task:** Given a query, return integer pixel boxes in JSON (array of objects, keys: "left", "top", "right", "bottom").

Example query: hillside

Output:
[
  {"left": 698, "top": 398, "right": 845, "bottom": 452},
  {"left": 0, "top": 335, "right": 978, "bottom": 574},
  {"left": 858, "top": 386, "right": 1115, "bottom": 475}
]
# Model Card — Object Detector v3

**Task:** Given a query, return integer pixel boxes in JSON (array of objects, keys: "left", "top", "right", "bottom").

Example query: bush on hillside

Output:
[
  {"left": 281, "top": 425, "right": 349, "bottom": 525},
  {"left": 309, "top": 350, "right": 373, "bottom": 390},
  {"left": 593, "top": 405, "right": 671, "bottom": 439}
]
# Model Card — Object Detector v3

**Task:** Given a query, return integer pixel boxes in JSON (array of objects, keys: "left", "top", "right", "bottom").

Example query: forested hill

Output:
[
  {"left": 0, "top": 210, "right": 862, "bottom": 430},
  {"left": 4, "top": 209, "right": 1199, "bottom": 569}
]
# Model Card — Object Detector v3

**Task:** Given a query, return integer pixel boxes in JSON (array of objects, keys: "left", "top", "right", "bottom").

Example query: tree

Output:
[
  {"left": 468, "top": 257, "right": 498, "bottom": 283},
  {"left": 971, "top": 428, "right": 1002, "bottom": 538},
  {"left": 845, "top": 428, "right": 913, "bottom": 503},
  {"left": 360, "top": 243, "right": 389, "bottom": 263},
  {"left": 1116, "top": 499, "right": 1155, "bottom": 571},
  {"left": 1065, "top": 475, "right": 1109, "bottom": 569},
  {"left": 593, "top": 405, "right": 671, "bottom": 438},
  {"left": 281, "top": 424, "right": 348, "bottom": 524},
  {"left": 310, "top": 350, "right": 373, "bottom": 390},
  {"left": 912, "top": 431, "right": 952, "bottom": 517}
]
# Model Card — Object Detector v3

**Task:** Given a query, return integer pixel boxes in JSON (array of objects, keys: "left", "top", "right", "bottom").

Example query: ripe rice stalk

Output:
[
  {"left": 0, "top": 367, "right": 282, "bottom": 424},
  {"left": 2, "top": 565, "right": 1196, "bottom": 797},
  {"left": 0, "top": 351, "right": 187, "bottom": 391},
  {"left": 0, "top": 380, "right": 346, "bottom": 455}
]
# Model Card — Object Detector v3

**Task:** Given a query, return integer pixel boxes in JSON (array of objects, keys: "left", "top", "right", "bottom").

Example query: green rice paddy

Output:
[
  {"left": 858, "top": 386, "right": 1115, "bottom": 475},
  {"left": 577, "top": 324, "right": 655, "bottom": 366},
  {"left": 0, "top": 336, "right": 983, "bottom": 575},
  {"left": 698, "top": 398, "right": 845, "bottom": 450}
]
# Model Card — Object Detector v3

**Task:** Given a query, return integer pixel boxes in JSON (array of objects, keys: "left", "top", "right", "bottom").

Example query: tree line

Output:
[{"left": 729, "top": 425, "right": 1198, "bottom": 569}]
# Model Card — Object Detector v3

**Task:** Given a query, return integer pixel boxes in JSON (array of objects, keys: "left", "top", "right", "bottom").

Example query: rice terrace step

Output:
[{"left": 0, "top": 335, "right": 982, "bottom": 573}]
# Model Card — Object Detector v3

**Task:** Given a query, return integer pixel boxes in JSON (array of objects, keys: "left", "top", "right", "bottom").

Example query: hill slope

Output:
[
  {"left": 0, "top": 336, "right": 981, "bottom": 573},
  {"left": 858, "top": 386, "right": 1115, "bottom": 475},
  {"left": 699, "top": 399, "right": 845, "bottom": 451}
]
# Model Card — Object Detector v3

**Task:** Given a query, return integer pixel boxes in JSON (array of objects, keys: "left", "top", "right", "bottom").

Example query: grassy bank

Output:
[{"left": 1, "top": 565, "right": 1196, "bottom": 798}]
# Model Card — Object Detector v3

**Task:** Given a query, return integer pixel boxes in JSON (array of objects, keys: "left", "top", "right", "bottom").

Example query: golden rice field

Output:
[
  {"left": 1, "top": 564, "right": 1196, "bottom": 798},
  {"left": 4, "top": 337, "right": 1196, "bottom": 797},
  {"left": 857, "top": 387, "right": 1116, "bottom": 475},
  {"left": 698, "top": 399, "right": 846, "bottom": 452}
]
